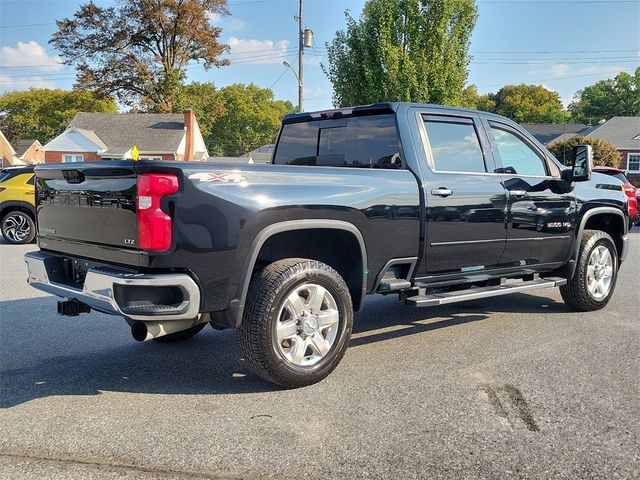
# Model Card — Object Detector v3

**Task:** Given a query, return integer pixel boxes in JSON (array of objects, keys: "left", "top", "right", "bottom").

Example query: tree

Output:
[
  {"left": 547, "top": 135, "right": 621, "bottom": 168},
  {"left": 0, "top": 89, "right": 118, "bottom": 143},
  {"left": 0, "top": 115, "right": 22, "bottom": 147},
  {"left": 324, "top": 0, "right": 477, "bottom": 107},
  {"left": 460, "top": 85, "right": 495, "bottom": 111},
  {"left": 173, "top": 82, "right": 226, "bottom": 141},
  {"left": 489, "top": 84, "right": 566, "bottom": 123},
  {"left": 569, "top": 68, "right": 640, "bottom": 122},
  {"left": 51, "top": 0, "right": 230, "bottom": 111},
  {"left": 209, "top": 84, "right": 294, "bottom": 156}
]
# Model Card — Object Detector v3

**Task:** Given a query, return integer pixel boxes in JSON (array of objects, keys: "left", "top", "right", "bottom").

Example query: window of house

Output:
[
  {"left": 489, "top": 124, "right": 547, "bottom": 177},
  {"left": 273, "top": 114, "right": 403, "bottom": 168},
  {"left": 422, "top": 118, "right": 486, "bottom": 173},
  {"left": 628, "top": 153, "right": 640, "bottom": 173},
  {"left": 62, "top": 154, "right": 84, "bottom": 163}
]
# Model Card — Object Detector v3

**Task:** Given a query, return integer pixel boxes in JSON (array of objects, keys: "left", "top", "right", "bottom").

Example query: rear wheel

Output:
[
  {"left": 560, "top": 230, "right": 618, "bottom": 311},
  {"left": 1, "top": 210, "right": 35, "bottom": 244},
  {"left": 238, "top": 258, "right": 353, "bottom": 388}
]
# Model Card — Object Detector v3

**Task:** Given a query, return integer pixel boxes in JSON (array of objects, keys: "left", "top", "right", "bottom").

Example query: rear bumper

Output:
[{"left": 24, "top": 251, "right": 200, "bottom": 321}]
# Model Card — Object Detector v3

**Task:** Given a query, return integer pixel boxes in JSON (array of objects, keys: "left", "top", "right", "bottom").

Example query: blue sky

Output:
[{"left": 1, "top": 0, "right": 638, "bottom": 110}]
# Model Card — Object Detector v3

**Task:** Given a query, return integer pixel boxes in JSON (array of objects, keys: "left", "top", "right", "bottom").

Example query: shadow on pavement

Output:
[{"left": 1, "top": 291, "right": 569, "bottom": 408}]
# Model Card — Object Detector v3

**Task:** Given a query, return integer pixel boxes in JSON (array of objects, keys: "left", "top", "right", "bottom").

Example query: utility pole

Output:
[{"left": 298, "top": 0, "right": 304, "bottom": 112}]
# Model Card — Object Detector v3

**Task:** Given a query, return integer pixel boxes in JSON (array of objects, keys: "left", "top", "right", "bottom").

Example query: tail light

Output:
[{"left": 137, "top": 173, "right": 179, "bottom": 251}]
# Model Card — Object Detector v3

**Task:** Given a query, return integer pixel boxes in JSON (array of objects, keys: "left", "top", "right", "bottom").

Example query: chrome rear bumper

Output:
[{"left": 24, "top": 251, "right": 200, "bottom": 321}]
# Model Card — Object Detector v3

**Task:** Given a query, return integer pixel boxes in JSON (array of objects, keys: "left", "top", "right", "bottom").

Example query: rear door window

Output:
[
  {"left": 422, "top": 117, "right": 486, "bottom": 173},
  {"left": 273, "top": 114, "right": 403, "bottom": 169}
]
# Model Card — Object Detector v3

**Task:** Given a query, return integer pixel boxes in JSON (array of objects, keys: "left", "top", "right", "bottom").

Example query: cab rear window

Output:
[{"left": 273, "top": 114, "right": 403, "bottom": 169}]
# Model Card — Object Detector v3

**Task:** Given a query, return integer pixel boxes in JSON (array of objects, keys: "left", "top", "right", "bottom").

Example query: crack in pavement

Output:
[{"left": 0, "top": 451, "right": 248, "bottom": 479}]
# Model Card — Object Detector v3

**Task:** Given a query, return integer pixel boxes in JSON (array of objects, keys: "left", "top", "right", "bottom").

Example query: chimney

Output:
[{"left": 183, "top": 108, "right": 195, "bottom": 161}]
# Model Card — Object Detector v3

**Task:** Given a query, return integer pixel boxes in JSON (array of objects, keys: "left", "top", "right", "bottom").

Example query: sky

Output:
[{"left": 0, "top": 0, "right": 639, "bottom": 111}]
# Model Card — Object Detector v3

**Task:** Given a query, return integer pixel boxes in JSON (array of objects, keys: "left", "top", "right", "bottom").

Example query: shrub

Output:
[{"left": 547, "top": 135, "right": 622, "bottom": 167}]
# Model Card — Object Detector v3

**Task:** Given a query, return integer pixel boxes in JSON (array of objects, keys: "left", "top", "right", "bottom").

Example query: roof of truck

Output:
[{"left": 282, "top": 102, "right": 510, "bottom": 124}]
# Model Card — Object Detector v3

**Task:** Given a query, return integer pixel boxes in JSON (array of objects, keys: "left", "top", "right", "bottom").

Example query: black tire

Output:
[
  {"left": 1, "top": 210, "right": 36, "bottom": 244},
  {"left": 153, "top": 322, "right": 207, "bottom": 343},
  {"left": 238, "top": 258, "right": 353, "bottom": 388},
  {"left": 560, "top": 229, "right": 619, "bottom": 311}
]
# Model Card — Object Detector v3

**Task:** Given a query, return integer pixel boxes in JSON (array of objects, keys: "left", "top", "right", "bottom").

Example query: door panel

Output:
[
  {"left": 485, "top": 121, "right": 575, "bottom": 266},
  {"left": 416, "top": 113, "right": 508, "bottom": 276}
]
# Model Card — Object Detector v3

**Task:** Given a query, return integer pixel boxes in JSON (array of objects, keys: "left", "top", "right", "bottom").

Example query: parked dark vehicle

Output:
[{"left": 25, "top": 103, "right": 630, "bottom": 387}]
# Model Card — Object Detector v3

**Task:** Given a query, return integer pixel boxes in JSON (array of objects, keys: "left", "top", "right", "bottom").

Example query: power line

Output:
[{"left": 477, "top": 69, "right": 631, "bottom": 88}]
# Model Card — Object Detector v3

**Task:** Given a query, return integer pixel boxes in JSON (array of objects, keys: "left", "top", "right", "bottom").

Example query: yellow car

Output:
[{"left": 0, "top": 166, "right": 36, "bottom": 244}]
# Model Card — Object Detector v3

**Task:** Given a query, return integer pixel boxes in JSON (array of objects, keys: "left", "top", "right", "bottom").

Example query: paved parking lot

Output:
[{"left": 1, "top": 233, "right": 639, "bottom": 479}]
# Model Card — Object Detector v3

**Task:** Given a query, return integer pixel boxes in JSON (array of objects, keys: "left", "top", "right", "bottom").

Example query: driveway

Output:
[{"left": 1, "top": 233, "right": 639, "bottom": 479}]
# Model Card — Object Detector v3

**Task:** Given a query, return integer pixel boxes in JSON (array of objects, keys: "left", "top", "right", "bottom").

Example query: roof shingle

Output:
[{"left": 69, "top": 112, "right": 186, "bottom": 154}]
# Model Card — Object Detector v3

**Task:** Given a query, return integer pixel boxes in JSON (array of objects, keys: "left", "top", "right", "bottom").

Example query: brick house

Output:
[
  {"left": 42, "top": 109, "right": 208, "bottom": 163},
  {"left": 15, "top": 139, "right": 45, "bottom": 164}
]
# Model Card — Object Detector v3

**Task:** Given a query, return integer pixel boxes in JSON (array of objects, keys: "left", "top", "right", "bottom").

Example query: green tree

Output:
[
  {"left": 489, "top": 84, "right": 567, "bottom": 123},
  {"left": 460, "top": 84, "right": 495, "bottom": 111},
  {"left": 0, "top": 115, "right": 22, "bottom": 147},
  {"left": 324, "top": 0, "right": 477, "bottom": 107},
  {"left": 209, "top": 83, "right": 294, "bottom": 156},
  {"left": 547, "top": 135, "right": 622, "bottom": 168},
  {"left": 51, "top": 0, "right": 230, "bottom": 111},
  {"left": 569, "top": 68, "right": 640, "bottom": 122},
  {"left": 173, "top": 82, "right": 226, "bottom": 141},
  {"left": 0, "top": 88, "right": 118, "bottom": 143}
]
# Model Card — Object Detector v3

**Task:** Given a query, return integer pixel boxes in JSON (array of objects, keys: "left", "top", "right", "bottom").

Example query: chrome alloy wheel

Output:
[
  {"left": 273, "top": 283, "right": 340, "bottom": 368},
  {"left": 3, "top": 213, "right": 31, "bottom": 242},
  {"left": 586, "top": 245, "right": 614, "bottom": 300}
]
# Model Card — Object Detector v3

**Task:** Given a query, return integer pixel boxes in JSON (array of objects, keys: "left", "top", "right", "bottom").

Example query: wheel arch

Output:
[
  {"left": 227, "top": 220, "right": 368, "bottom": 328},
  {"left": 567, "top": 207, "right": 628, "bottom": 279},
  {"left": 0, "top": 201, "right": 36, "bottom": 220}
]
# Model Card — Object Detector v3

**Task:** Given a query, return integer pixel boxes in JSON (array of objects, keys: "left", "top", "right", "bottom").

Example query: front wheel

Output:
[
  {"left": 560, "top": 230, "right": 618, "bottom": 311},
  {"left": 238, "top": 258, "right": 353, "bottom": 388}
]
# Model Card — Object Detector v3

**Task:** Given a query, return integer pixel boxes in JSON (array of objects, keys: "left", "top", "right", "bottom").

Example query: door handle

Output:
[
  {"left": 509, "top": 189, "right": 528, "bottom": 198},
  {"left": 430, "top": 187, "right": 453, "bottom": 197}
]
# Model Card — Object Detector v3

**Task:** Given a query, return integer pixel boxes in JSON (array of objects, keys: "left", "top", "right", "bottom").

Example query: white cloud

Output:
[
  {"left": 207, "top": 11, "right": 222, "bottom": 23},
  {"left": 0, "top": 75, "right": 57, "bottom": 91},
  {"left": 227, "top": 37, "right": 290, "bottom": 65},
  {"left": 0, "top": 41, "right": 62, "bottom": 71},
  {"left": 230, "top": 19, "right": 247, "bottom": 31},
  {"left": 550, "top": 64, "right": 570, "bottom": 77},
  {"left": 540, "top": 83, "right": 557, "bottom": 93}
]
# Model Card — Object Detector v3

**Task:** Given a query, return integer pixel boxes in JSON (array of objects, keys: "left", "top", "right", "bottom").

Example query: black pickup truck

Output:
[{"left": 25, "top": 103, "right": 630, "bottom": 387}]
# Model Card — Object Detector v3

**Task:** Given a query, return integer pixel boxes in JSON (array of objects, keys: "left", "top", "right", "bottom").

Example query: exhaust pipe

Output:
[{"left": 131, "top": 319, "right": 197, "bottom": 342}]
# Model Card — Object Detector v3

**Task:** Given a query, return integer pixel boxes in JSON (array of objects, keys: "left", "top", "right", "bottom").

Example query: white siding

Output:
[{"left": 43, "top": 128, "right": 104, "bottom": 152}]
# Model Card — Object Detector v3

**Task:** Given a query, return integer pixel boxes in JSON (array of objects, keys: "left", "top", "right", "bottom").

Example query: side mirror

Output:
[{"left": 569, "top": 144, "right": 593, "bottom": 182}]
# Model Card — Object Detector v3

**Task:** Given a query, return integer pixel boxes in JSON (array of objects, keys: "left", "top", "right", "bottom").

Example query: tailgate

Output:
[{"left": 36, "top": 163, "right": 139, "bottom": 249}]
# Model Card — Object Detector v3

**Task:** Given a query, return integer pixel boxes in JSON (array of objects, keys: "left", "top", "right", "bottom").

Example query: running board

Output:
[{"left": 404, "top": 277, "right": 567, "bottom": 307}]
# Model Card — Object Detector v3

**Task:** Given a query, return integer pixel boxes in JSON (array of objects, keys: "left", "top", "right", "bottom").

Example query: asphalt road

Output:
[{"left": 1, "top": 233, "right": 639, "bottom": 479}]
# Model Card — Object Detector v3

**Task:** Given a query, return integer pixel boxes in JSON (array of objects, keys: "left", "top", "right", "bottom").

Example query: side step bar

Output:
[{"left": 405, "top": 277, "right": 567, "bottom": 307}]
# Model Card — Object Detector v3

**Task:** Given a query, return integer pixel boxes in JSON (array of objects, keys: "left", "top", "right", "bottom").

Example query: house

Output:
[
  {"left": 42, "top": 109, "right": 208, "bottom": 163},
  {"left": 14, "top": 139, "right": 44, "bottom": 164},
  {"left": 580, "top": 117, "right": 640, "bottom": 181},
  {"left": 523, "top": 117, "right": 640, "bottom": 181},
  {"left": 521, "top": 123, "right": 591, "bottom": 145},
  {"left": 0, "top": 130, "right": 18, "bottom": 168},
  {"left": 244, "top": 144, "right": 275, "bottom": 163}
]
